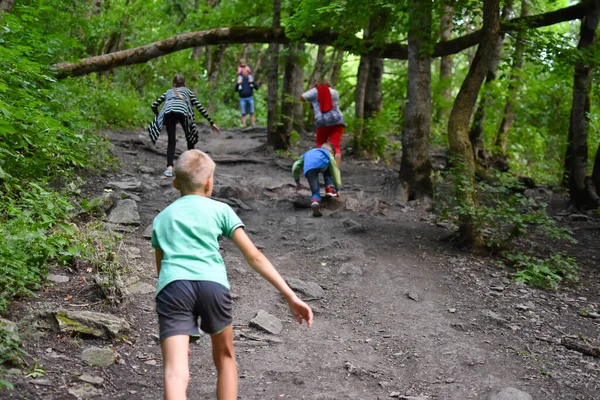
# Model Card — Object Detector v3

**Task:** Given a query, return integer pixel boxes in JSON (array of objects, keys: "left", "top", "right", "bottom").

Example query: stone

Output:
[
  {"left": 249, "top": 310, "right": 282, "bottom": 335},
  {"left": 46, "top": 273, "right": 69, "bottom": 283},
  {"left": 138, "top": 166, "right": 155, "bottom": 174},
  {"left": 50, "top": 310, "right": 130, "bottom": 339},
  {"left": 81, "top": 347, "right": 118, "bottom": 367},
  {"left": 570, "top": 214, "right": 589, "bottom": 222},
  {"left": 488, "top": 387, "right": 532, "bottom": 400},
  {"left": 107, "top": 199, "right": 140, "bottom": 225},
  {"left": 345, "top": 198, "right": 361, "bottom": 212},
  {"left": 0, "top": 317, "right": 18, "bottom": 335},
  {"left": 490, "top": 286, "right": 505, "bottom": 292},
  {"left": 68, "top": 383, "right": 103, "bottom": 399},
  {"left": 405, "top": 291, "right": 420, "bottom": 302},
  {"left": 230, "top": 198, "right": 252, "bottom": 211},
  {"left": 124, "top": 246, "right": 141, "bottom": 259},
  {"left": 337, "top": 263, "right": 363, "bottom": 277},
  {"left": 342, "top": 218, "right": 366, "bottom": 233},
  {"left": 127, "top": 281, "right": 155, "bottom": 295},
  {"left": 287, "top": 278, "right": 325, "bottom": 299},
  {"left": 87, "top": 192, "right": 119, "bottom": 214},
  {"left": 30, "top": 378, "right": 53, "bottom": 386},
  {"left": 0, "top": 317, "right": 22, "bottom": 366},
  {"left": 79, "top": 374, "right": 104, "bottom": 385},
  {"left": 283, "top": 216, "right": 297, "bottom": 226},
  {"left": 142, "top": 224, "right": 153, "bottom": 239},
  {"left": 124, "top": 192, "right": 142, "bottom": 202},
  {"left": 106, "top": 179, "right": 141, "bottom": 192}
]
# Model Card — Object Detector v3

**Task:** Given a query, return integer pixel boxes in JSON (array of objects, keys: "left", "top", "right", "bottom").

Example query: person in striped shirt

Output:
[{"left": 148, "top": 75, "right": 221, "bottom": 177}]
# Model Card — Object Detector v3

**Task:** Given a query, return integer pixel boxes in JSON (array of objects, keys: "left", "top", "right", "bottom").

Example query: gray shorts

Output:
[{"left": 156, "top": 280, "right": 233, "bottom": 342}]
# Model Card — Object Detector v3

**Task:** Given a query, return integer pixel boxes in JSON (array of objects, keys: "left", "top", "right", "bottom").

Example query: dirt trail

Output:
[{"left": 3, "top": 127, "right": 600, "bottom": 399}]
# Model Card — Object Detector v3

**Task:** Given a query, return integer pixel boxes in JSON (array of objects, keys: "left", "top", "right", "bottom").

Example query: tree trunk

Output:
[
  {"left": 0, "top": 0, "right": 14, "bottom": 12},
  {"left": 353, "top": 55, "right": 370, "bottom": 151},
  {"left": 592, "top": 141, "right": 600, "bottom": 196},
  {"left": 293, "top": 43, "right": 306, "bottom": 135},
  {"left": 399, "top": 0, "right": 433, "bottom": 202},
  {"left": 364, "top": 57, "right": 384, "bottom": 119},
  {"left": 267, "top": 0, "right": 282, "bottom": 147},
  {"left": 207, "top": 44, "right": 227, "bottom": 90},
  {"left": 567, "top": 3, "right": 600, "bottom": 208},
  {"left": 55, "top": 3, "right": 596, "bottom": 78},
  {"left": 436, "top": 2, "right": 454, "bottom": 124},
  {"left": 447, "top": 0, "right": 501, "bottom": 251},
  {"left": 468, "top": 1, "right": 513, "bottom": 171},
  {"left": 308, "top": 45, "right": 327, "bottom": 87},
  {"left": 274, "top": 43, "right": 301, "bottom": 149},
  {"left": 329, "top": 49, "right": 344, "bottom": 87},
  {"left": 493, "top": 0, "right": 529, "bottom": 170}
]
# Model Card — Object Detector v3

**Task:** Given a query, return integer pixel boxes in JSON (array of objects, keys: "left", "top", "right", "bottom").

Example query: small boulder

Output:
[
  {"left": 107, "top": 199, "right": 140, "bottom": 226},
  {"left": 287, "top": 278, "right": 324, "bottom": 299},
  {"left": 48, "top": 274, "right": 70, "bottom": 284},
  {"left": 488, "top": 387, "right": 532, "bottom": 400},
  {"left": 106, "top": 179, "right": 141, "bottom": 192},
  {"left": 69, "top": 383, "right": 103, "bottom": 399},
  {"left": 345, "top": 198, "right": 361, "bottom": 212},
  {"left": 249, "top": 310, "right": 283, "bottom": 335},
  {"left": 337, "top": 263, "right": 363, "bottom": 277},
  {"left": 142, "top": 224, "right": 153, "bottom": 239},
  {"left": 79, "top": 374, "right": 104, "bottom": 385},
  {"left": 138, "top": 166, "right": 155, "bottom": 175},
  {"left": 50, "top": 310, "right": 130, "bottom": 339},
  {"left": 81, "top": 347, "right": 118, "bottom": 367}
]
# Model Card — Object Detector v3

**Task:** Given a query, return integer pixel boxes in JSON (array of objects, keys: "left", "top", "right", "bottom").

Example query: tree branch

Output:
[{"left": 55, "top": 0, "right": 595, "bottom": 78}]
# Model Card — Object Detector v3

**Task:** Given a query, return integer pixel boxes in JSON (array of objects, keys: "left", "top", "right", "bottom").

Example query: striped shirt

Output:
[{"left": 151, "top": 87, "right": 213, "bottom": 125}]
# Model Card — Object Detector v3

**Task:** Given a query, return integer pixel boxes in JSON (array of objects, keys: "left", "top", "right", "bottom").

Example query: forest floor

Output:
[{"left": 2, "top": 125, "right": 600, "bottom": 400}]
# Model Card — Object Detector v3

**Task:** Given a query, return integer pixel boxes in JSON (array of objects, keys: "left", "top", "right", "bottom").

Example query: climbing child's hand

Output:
[
  {"left": 211, "top": 124, "right": 222, "bottom": 134},
  {"left": 286, "top": 295, "right": 313, "bottom": 328}
]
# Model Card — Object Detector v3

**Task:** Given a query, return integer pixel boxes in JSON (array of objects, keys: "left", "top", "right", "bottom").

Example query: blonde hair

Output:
[
  {"left": 239, "top": 58, "right": 246, "bottom": 65},
  {"left": 175, "top": 150, "right": 216, "bottom": 193},
  {"left": 172, "top": 74, "right": 185, "bottom": 99},
  {"left": 320, "top": 142, "right": 335, "bottom": 155}
]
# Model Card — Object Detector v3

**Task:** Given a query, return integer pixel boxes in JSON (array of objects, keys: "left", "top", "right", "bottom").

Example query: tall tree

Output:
[
  {"left": 399, "top": 0, "right": 433, "bottom": 201},
  {"left": 592, "top": 142, "right": 600, "bottom": 200},
  {"left": 565, "top": 2, "right": 600, "bottom": 207},
  {"left": 447, "top": 0, "right": 501, "bottom": 250},
  {"left": 293, "top": 43, "right": 306, "bottom": 134},
  {"left": 436, "top": 1, "right": 455, "bottom": 124},
  {"left": 267, "top": 0, "right": 282, "bottom": 147},
  {"left": 329, "top": 48, "right": 344, "bottom": 87},
  {"left": 493, "top": 0, "right": 529, "bottom": 170},
  {"left": 274, "top": 43, "right": 301, "bottom": 147},
  {"left": 364, "top": 57, "right": 384, "bottom": 118},
  {"left": 353, "top": 55, "right": 370, "bottom": 147},
  {"left": 468, "top": 0, "right": 514, "bottom": 170},
  {"left": 308, "top": 45, "right": 327, "bottom": 87}
]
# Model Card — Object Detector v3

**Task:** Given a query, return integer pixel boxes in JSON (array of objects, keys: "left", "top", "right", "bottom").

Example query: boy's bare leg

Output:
[
  {"left": 211, "top": 325, "right": 237, "bottom": 400},
  {"left": 161, "top": 335, "right": 190, "bottom": 400},
  {"left": 241, "top": 114, "right": 246, "bottom": 128},
  {"left": 250, "top": 114, "right": 256, "bottom": 127},
  {"left": 335, "top": 153, "right": 341, "bottom": 165}
]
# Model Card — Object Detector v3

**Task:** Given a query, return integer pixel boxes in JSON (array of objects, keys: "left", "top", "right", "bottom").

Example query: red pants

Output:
[{"left": 316, "top": 125, "right": 344, "bottom": 155}]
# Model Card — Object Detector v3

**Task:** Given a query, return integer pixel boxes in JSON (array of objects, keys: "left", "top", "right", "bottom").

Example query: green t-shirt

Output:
[{"left": 151, "top": 195, "right": 245, "bottom": 296}]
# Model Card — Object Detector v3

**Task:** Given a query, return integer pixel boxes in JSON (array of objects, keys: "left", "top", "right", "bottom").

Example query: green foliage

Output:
[
  {"left": 438, "top": 170, "right": 575, "bottom": 252},
  {"left": 347, "top": 107, "right": 400, "bottom": 160},
  {"left": 507, "top": 252, "right": 580, "bottom": 291}
]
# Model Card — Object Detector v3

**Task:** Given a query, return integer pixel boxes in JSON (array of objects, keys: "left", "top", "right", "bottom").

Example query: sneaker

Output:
[
  {"left": 311, "top": 201, "right": 322, "bottom": 217},
  {"left": 325, "top": 186, "right": 336, "bottom": 198},
  {"left": 163, "top": 169, "right": 174, "bottom": 177}
]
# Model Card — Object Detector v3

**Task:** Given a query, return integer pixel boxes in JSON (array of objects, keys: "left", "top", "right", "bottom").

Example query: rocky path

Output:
[{"left": 2, "top": 127, "right": 599, "bottom": 399}]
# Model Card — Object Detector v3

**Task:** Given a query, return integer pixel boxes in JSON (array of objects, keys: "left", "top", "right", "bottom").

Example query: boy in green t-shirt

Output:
[{"left": 152, "top": 149, "right": 313, "bottom": 400}]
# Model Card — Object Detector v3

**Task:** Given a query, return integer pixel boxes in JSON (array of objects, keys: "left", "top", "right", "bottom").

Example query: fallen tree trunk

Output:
[
  {"left": 561, "top": 337, "right": 600, "bottom": 358},
  {"left": 55, "top": 1, "right": 595, "bottom": 78}
]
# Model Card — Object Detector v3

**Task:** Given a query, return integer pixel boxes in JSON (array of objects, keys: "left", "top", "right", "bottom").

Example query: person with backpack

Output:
[
  {"left": 148, "top": 74, "right": 221, "bottom": 177},
  {"left": 234, "top": 69, "right": 259, "bottom": 128},
  {"left": 301, "top": 79, "right": 345, "bottom": 165}
]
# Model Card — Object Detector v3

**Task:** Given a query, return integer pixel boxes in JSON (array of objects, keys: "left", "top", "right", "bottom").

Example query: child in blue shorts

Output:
[
  {"left": 292, "top": 143, "right": 342, "bottom": 217},
  {"left": 152, "top": 149, "right": 313, "bottom": 400}
]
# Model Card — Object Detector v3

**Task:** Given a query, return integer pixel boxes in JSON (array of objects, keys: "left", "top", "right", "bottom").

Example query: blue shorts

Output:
[{"left": 240, "top": 96, "right": 254, "bottom": 115}]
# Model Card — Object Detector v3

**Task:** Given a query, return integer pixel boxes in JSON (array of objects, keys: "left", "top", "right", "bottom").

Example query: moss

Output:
[{"left": 55, "top": 313, "right": 104, "bottom": 338}]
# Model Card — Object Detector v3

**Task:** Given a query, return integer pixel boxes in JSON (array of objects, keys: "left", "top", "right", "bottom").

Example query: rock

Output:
[
  {"left": 0, "top": 317, "right": 18, "bottom": 335},
  {"left": 490, "top": 285, "right": 505, "bottom": 292},
  {"left": 30, "top": 378, "right": 53, "bottom": 386},
  {"left": 448, "top": 308, "right": 457, "bottom": 313},
  {"left": 138, "top": 166, "right": 155, "bottom": 174},
  {"left": 106, "top": 179, "right": 141, "bottom": 192},
  {"left": 342, "top": 218, "right": 366, "bottom": 233},
  {"left": 405, "top": 291, "right": 420, "bottom": 302},
  {"left": 50, "top": 310, "right": 130, "bottom": 339},
  {"left": 142, "top": 224, "right": 153, "bottom": 239},
  {"left": 287, "top": 278, "right": 325, "bottom": 299},
  {"left": 107, "top": 199, "right": 140, "bottom": 225},
  {"left": 81, "top": 347, "right": 118, "bottom": 367},
  {"left": 124, "top": 246, "right": 141, "bottom": 259},
  {"left": 230, "top": 198, "right": 252, "bottom": 211},
  {"left": 337, "top": 263, "right": 363, "bottom": 277},
  {"left": 123, "top": 192, "right": 142, "bottom": 202},
  {"left": 345, "top": 198, "right": 361, "bottom": 212},
  {"left": 79, "top": 374, "right": 104, "bottom": 385},
  {"left": 69, "top": 383, "right": 103, "bottom": 399},
  {"left": 214, "top": 185, "right": 250, "bottom": 200},
  {"left": 283, "top": 216, "right": 297, "bottom": 226},
  {"left": 127, "top": 281, "right": 155, "bottom": 295},
  {"left": 488, "top": 387, "right": 532, "bottom": 400},
  {"left": 87, "top": 192, "right": 119, "bottom": 214},
  {"left": 0, "top": 318, "right": 23, "bottom": 366},
  {"left": 570, "top": 214, "right": 589, "bottom": 222},
  {"left": 249, "top": 310, "right": 283, "bottom": 335},
  {"left": 292, "top": 197, "right": 312, "bottom": 209},
  {"left": 47, "top": 274, "right": 70, "bottom": 283}
]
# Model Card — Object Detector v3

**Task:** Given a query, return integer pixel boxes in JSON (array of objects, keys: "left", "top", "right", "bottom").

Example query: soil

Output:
[{"left": 2, "top": 126, "right": 600, "bottom": 400}]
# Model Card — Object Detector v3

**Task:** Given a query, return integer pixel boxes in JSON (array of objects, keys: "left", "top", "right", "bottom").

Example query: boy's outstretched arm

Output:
[{"left": 232, "top": 227, "right": 313, "bottom": 328}]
